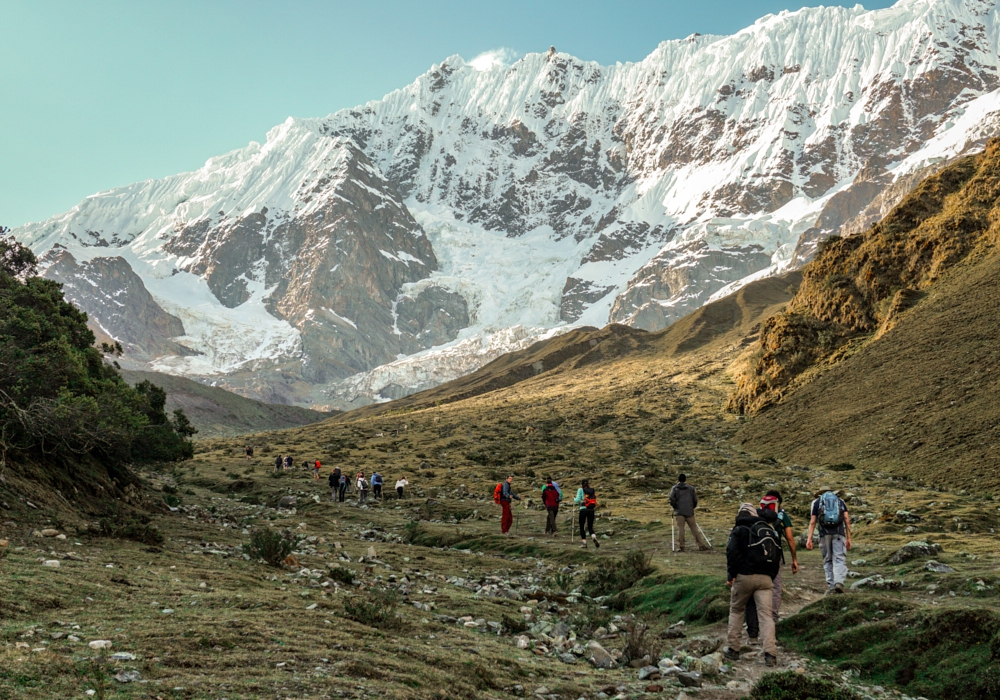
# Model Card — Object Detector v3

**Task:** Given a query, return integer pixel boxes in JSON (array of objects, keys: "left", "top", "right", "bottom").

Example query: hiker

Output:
[
  {"left": 807, "top": 489, "right": 851, "bottom": 594},
  {"left": 338, "top": 472, "right": 348, "bottom": 502},
  {"left": 371, "top": 471, "right": 383, "bottom": 500},
  {"left": 669, "top": 473, "right": 711, "bottom": 551},
  {"left": 357, "top": 472, "right": 369, "bottom": 503},
  {"left": 284, "top": 455, "right": 293, "bottom": 470},
  {"left": 722, "top": 503, "right": 780, "bottom": 667},
  {"left": 395, "top": 476, "right": 409, "bottom": 500},
  {"left": 329, "top": 467, "right": 341, "bottom": 501},
  {"left": 574, "top": 479, "right": 600, "bottom": 548},
  {"left": 245, "top": 445, "right": 253, "bottom": 460},
  {"left": 274, "top": 455, "right": 283, "bottom": 473},
  {"left": 494, "top": 475, "right": 520, "bottom": 535},
  {"left": 542, "top": 476, "right": 561, "bottom": 536},
  {"left": 745, "top": 491, "right": 799, "bottom": 641},
  {"left": 313, "top": 459, "right": 321, "bottom": 481},
  {"left": 301, "top": 460, "right": 309, "bottom": 471}
]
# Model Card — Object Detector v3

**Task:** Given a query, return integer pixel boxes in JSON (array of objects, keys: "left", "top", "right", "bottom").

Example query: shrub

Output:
[
  {"left": 327, "top": 566, "right": 355, "bottom": 586},
  {"left": 343, "top": 587, "right": 401, "bottom": 628},
  {"left": 243, "top": 528, "right": 302, "bottom": 567},
  {"left": 583, "top": 550, "right": 654, "bottom": 597},
  {"left": 501, "top": 613, "right": 528, "bottom": 635},
  {"left": 620, "top": 616, "right": 659, "bottom": 664},
  {"left": 95, "top": 506, "right": 164, "bottom": 546},
  {"left": 745, "top": 671, "right": 862, "bottom": 700}
]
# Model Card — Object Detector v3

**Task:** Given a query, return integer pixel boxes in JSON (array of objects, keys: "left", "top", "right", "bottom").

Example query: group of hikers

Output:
[
  {"left": 325, "top": 466, "right": 410, "bottom": 503},
  {"left": 493, "top": 472, "right": 852, "bottom": 667}
]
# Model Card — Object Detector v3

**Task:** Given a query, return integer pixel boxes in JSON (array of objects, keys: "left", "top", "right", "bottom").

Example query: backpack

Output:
[
  {"left": 818, "top": 492, "right": 842, "bottom": 528},
  {"left": 583, "top": 490, "right": 597, "bottom": 509},
  {"left": 493, "top": 483, "right": 504, "bottom": 504},
  {"left": 746, "top": 520, "right": 781, "bottom": 576}
]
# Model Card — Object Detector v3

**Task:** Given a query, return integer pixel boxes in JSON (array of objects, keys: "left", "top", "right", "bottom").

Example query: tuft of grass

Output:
[
  {"left": 242, "top": 528, "right": 302, "bottom": 567},
  {"left": 343, "top": 587, "right": 401, "bottom": 629},
  {"left": 780, "top": 594, "right": 1000, "bottom": 699},
  {"left": 620, "top": 616, "right": 660, "bottom": 664},
  {"left": 327, "top": 566, "right": 355, "bottom": 586},
  {"left": 744, "top": 671, "right": 862, "bottom": 700}
]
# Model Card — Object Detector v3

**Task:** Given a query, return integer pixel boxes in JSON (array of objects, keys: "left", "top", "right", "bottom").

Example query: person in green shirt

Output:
[
  {"left": 573, "top": 479, "right": 600, "bottom": 548},
  {"left": 745, "top": 490, "right": 798, "bottom": 643}
]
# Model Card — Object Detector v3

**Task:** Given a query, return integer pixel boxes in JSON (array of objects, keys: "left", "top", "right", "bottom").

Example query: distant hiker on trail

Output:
[
  {"left": 301, "top": 460, "right": 309, "bottom": 471},
  {"left": 329, "top": 468, "right": 341, "bottom": 502},
  {"left": 274, "top": 455, "right": 283, "bottom": 473},
  {"left": 722, "top": 503, "right": 780, "bottom": 667},
  {"left": 745, "top": 490, "right": 799, "bottom": 642},
  {"left": 284, "top": 455, "right": 293, "bottom": 470},
  {"left": 494, "top": 476, "right": 520, "bottom": 535},
  {"left": 371, "top": 472, "right": 383, "bottom": 500},
  {"left": 245, "top": 445, "right": 253, "bottom": 460},
  {"left": 542, "top": 476, "right": 561, "bottom": 536},
  {"left": 807, "top": 489, "right": 851, "bottom": 594},
  {"left": 395, "top": 476, "right": 409, "bottom": 500},
  {"left": 669, "top": 473, "right": 711, "bottom": 551},
  {"left": 313, "top": 459, "right": 322, "bottom": 481},
  {"left": 574, "top": 479, "right": 599, "bottom": 548},
  {"left": 357, "top": 472, "right": 370, "bottom": 503},
  {"left": 338, "top": 473, "right": 348, "bottom": 502}
]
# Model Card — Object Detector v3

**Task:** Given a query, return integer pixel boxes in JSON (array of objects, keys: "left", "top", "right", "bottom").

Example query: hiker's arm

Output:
[
  {"left": 692, "top": 489, "right": 698, "bottom": 509},
  {"left": 844, "top": 511, "right": 852, "bottom": 550},
  {"left": 806, "top": 515, "right": 817, "bottom": 550},
  {"left": 785, "top": 526, "right": 798, "bottom": 573}
]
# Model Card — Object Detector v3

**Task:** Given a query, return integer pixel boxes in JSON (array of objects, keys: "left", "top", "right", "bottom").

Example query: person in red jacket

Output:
[{"left": 542, "top": 477, "right": 561, "bottom": 536}]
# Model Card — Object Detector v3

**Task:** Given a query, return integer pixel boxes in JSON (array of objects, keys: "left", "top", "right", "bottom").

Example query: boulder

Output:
[
  {"left": 850, "top": 575, "right": 904, "bottom": 591},
  {"left": 691, "top": 652, "right": 723, "bottom": 677},
  {"left": 637, "top": 665, "right": 661, "bottom": 681},
  {"left": 677, "top": 672, "right": 703, "bottom": 688},
  {"left": 39, "top": 529, "right": 59, "bottom": 537},
  {"left": 89, "top": 640, "right": 112, "bottom": 650},
  {"left": 277, "top": 496, "right": 297, "bottom": 509},
  {"left": 925, "top": 561, "right": 955, "bottom": 574},
  {"left": 675, "top": 636, "right": 721, "bottom": 657},
  {"left": 586, "top": 640, "right": 616, "bottom": 669},
  {"left": 888, "top": 541, "right": 941, "bottom": 565},
  {"left": 558, "top": 652, "right": 577, "bottom": 664}
]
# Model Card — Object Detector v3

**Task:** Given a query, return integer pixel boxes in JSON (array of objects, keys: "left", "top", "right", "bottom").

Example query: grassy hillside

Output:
[{"left": 121, "top": 370, "right": 337, "bottom": 438}]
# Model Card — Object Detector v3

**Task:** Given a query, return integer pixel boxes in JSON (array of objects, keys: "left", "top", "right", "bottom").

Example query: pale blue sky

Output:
[{"left": 1, "top": 0, "right": 897, "bottom": 228}]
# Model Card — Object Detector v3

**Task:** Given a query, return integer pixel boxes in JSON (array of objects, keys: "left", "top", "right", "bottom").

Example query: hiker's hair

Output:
[
  {"left": 506, "top": 474, "right": 513, "bottom": 480},
  {"left": 678, "top": 473, "right": 687, "bottom": 483},
  {"left": 766, "top": 489, "right": 782, "bottom": 504},
  {"left": 581, "top": 478, "right": 589, "bottom": 487},
  {"left": 546, "top": 476, "right": 553, "bottom": 482}
]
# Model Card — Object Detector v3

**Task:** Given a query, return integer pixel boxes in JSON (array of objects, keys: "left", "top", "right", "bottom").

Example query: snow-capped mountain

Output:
[{"left": 13, "top": 0, "right": 1000, "bottom": 407}]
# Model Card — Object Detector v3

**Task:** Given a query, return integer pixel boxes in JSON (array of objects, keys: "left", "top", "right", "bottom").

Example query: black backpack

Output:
[{"left": 746, "top": 520, "right": 781, "bottom": 577}]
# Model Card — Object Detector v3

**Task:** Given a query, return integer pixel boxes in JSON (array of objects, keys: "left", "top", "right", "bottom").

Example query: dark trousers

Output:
[
  {"left": 338, "top": 484, "right": 347, "bottom": 502},
  {"left": 396, "top": 486, "right": 404, "bottom": 499},
  {"left": 373, "top": 484, "right": 382, "bottom": 499},
  {"left": 545, "top": 506, "right": 559, "bottom": 534},
  {"left": 579, "top": 509, "right": 595, "bottom": 539}
]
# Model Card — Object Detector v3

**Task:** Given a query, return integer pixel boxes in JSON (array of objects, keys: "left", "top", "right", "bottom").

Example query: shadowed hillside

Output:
[{"left": 121, "top": 370, "right": 336, "bottom": 437}]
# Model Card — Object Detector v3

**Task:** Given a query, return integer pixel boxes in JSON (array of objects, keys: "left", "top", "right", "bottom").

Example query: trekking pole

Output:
[{"left": 671, "top": 518, "right": 675, "bottom": 552}]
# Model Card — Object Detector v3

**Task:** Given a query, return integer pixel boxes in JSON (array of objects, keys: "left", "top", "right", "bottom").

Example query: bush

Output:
[
  {"left": 95, "top": 506, "right": 164, "bottom": 546},
  {"left": 620, "top": 616, "right": 659, "bottom": 664},
  {"left": 501, "top": 613, "right": 528, "bottom": 635},
  {"left": 343, "top": 587, "right": 401, "bottom": 628},
  {"left": 243, "top": 529, "right": 302, "bottom": 567},
  {"left": 327, "top": 566, "right": 355, "bottom": 586},
  {"left": 745, "top": 671, "right": 862, "bottom": 700},
  {"left": 583, "top": 550, "right": 655, "bottom": 596}
]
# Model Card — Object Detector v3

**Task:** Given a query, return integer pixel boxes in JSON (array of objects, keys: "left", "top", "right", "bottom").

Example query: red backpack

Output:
[
  {"left": 583, "top": 491, "right": 597, "bottom": 509},
  {"left": 493, "top": 483, "right": 503, "bottom": 504}
]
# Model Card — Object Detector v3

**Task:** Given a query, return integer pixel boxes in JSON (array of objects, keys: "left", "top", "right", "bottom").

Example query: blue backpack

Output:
[{"left": 819, "top": 492, "right": 842, "bottom": 527}]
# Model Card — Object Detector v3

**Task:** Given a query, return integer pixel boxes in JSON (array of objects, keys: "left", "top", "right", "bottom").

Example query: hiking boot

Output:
[
  {"left": 765, "top": 653, "right": 777, "bottom": 667},
  {"left": 580, "top": 541, "right": 587, "bottom": 548},
  {"left": 591, "top": 533, "right": 600, "bottom": 548},
  {"left": 834, "top": 582, "right": 845, "bottom": 594},
  {"left": 722, "top": 647, "right": 740, "bottom": 661}
]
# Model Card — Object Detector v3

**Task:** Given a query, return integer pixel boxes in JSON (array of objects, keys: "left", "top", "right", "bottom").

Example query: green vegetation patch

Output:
[
  {"left": 607, "top": 573, "right": 729, "bottom": 623},
  {"left": 779, "top": 594, "right": 1000, "bottom": 699},
  {"left": 744, "top": 671, "right": 862, "bottom": 700}
]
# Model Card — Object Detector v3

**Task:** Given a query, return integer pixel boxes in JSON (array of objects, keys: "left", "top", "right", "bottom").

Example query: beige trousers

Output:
[
  {"left": 675, "top": 515, "right": 710, "bottom": 550},
  {"left": 727, "top": 574, "right": 777, "bottom": 656}
]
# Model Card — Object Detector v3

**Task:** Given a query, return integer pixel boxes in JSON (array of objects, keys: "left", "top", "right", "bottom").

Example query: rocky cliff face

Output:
[{"left": 13, "top": 0, "right": 1000, "bottom": 406}]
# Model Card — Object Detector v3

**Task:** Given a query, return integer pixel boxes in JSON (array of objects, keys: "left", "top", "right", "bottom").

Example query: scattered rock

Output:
[
  {"left": 851, "top": 575, "right": 904, "bottom": 591},
  {"left": 888, "top": 541, "right": 941, "bottom": 565},
  {"left": 277, "top": 496, "right": 297, "bottom": 509},
  {"left": 89, "top": 640, "right": 112, "bottom": 650},
  {"left": 691, "top": 652, "right": 723, "bottom": 677},
  {"left": 925, "top": 561, "right": 955, "bottom": 574},
  {"left": 110, "top": 652, "right": 137, "bottom": 661},
  {"left": 367, "top": 546, "right": 377, "bottom": 559},
  {"left": 893, "top": 510, "right": 923, "bottom": 524},
  {"left": 42, "top": 560, "right": 60, "bottom": 568},
  {"left": 637, "top": 665, "right": 660, "bottom": 681},
  {"left": 533, "top": 686, "right": 549, "bottom": 696},
  {"left": 558, "top": 652, "right": 577, "bottom": 664},
  {"left": 516, "top": 636, "right": 531, "bottom": 649},
  {"left": 113, "top": 670, "right": 142, "bottom": 683},
  {"left": 675, "top": 636, "right": 721, "bottom": 657},
  {"left": 645, "top": 684, "right": 663, "bottom": 693}
]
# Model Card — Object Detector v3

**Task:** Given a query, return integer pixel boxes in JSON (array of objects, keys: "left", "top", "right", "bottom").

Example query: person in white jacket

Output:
[
  {"left": 357, "top": 472, "right": 370, "bottom": 504},
  {"left": 395, "top": 476, "right": 409, "bottom": 500}
]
